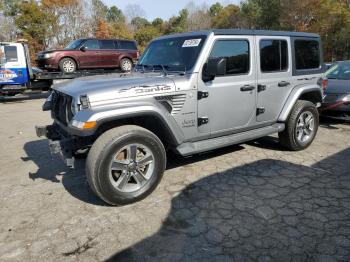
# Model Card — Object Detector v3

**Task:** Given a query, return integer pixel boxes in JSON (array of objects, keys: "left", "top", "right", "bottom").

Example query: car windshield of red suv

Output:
[{"left": 65, "top": 39, "right": 84, "bottom": 50}]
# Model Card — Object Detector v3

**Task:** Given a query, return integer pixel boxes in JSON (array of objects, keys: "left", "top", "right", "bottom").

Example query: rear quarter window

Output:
[
  {"left": 118, "top": 41, "right": 137, "bottom": 50},
  {"left": 294, "top": 40, "right": 320, "bottom": 70}
]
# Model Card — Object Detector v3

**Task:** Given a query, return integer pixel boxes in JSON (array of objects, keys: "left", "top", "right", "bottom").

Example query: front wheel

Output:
[
  {"left": 86, "top": 125, "right": 166, "bottom": 205},
  {"left": 279, "top": 100, "right": 319, "bottom": 151},
  {"left": 59, "top": 57, "right": 77, "bottom": 73}
]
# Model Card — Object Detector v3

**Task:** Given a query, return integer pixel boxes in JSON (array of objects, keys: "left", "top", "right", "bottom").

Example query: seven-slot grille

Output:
[{"left": 51, "top": 91, "right": 74, "bottom": 125}]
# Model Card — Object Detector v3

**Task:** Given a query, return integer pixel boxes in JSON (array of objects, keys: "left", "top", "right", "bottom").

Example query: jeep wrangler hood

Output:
[{"left": 52, "top": 72, "right": 177, "bottom": 103}]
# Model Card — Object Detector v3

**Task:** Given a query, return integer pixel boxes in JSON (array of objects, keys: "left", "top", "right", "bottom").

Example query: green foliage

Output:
[
  {"left": 241, "top": 0, "right": 281, "bottom": 29},
  {"left": 134, "top": 26, "right": 161, "bottom": 52},
  {"left": 166, "top": 9, "right": 188, "bottom": 34},
  {"left": 107, "top": 6, "right": 125, "bottom": 23},
  {"left": 211, "top": 4, "right": 241, "bottom": 28},
  {"left": 209, "top": 2, "right": 223, "bottom": 17},
  {"left": 131, "top": 17, "right": 150, "bottom": 30}
]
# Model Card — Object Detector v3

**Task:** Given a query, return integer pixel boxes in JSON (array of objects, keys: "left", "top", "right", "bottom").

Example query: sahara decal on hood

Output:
[{"left": 0, "top": 69, "right": 18, "bottom": 82}]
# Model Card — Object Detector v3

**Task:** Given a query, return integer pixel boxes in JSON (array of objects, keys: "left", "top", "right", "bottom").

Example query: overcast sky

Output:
[{"left": 103, "top": 0, "right": 240, "bottom": 20}]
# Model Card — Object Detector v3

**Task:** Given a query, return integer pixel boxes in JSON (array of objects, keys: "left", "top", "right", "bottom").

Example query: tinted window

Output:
[
  {"left": 260, "top": 40, "right": 288, "bottom": 72},
  {"left": 295, "top": 40, "right": 320, "bottom": 70},
  {"left": 100, "top": 40, "right": 115, "bottom": 50},
  {"left": 83, "top": 40, "right": 100, "bottom": 50},
  {"left": 4, "top": 46, "right": 18, "bottom": 62},
  {"left": 209, "top": 40, "right": 249, "bottom": 75},
  {"left": 118, "top": 41, "right": 137, "bottom": 50}
]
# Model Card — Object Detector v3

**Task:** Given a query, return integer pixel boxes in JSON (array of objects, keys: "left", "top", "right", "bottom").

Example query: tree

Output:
[
  {"left": 166, "top": 9, "right": 188, "bottom": 34},
  {"left": 131, "top": 17, "right": 150, "bottom": 31},
  {"left": 124, "top": 4, "right": 146, "bottom": 22},
  {"left": 95, "top": 19, "right": 110, "bottom": 38},
  {"left": 107, "top": 5, "right": 125, "bottom": 23},
  {"left": 211, "top": 4, "right": 241, "bottom": 28},
  {"left": 186, "top": 1, "right": 211, "bottom": 31},
  {"left": 209, "top": 2, "right": 223, "bottom": 17},
  {"left": 241, "top": 0, "right": 281, "bottom": 29},
  {"left": 135, "top": 26, "right": 161, "bottom": 51}
]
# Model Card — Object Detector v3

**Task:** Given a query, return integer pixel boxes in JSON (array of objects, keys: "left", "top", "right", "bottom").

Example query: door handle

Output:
[
  {"left": 278, "top": 81, "right": 290, "bottom": 87},
  {"left": 240, "top": 85, "right": 255, "bottom": 92}
]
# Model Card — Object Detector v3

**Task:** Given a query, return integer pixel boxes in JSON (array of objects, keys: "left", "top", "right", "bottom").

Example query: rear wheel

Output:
[
  {"left": 59, "top": 57, "right": 77, "bottom": 73},
  {"left": 86, "top": 125, "right": 166, "bottom": 205},
  {"left": 120, "top": 58, "right": 132, "bottom": 72},
  {"left": 279, "top": 100, "right": 319, "bottom": 151}
]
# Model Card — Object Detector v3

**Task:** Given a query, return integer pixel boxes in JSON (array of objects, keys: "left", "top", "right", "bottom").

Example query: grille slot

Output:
[
  {"left": 51, "top": 91, "right": 73, "bottom": 125},
  {"left": 156, "top": 94, "right": 186, "bottom": 115}
]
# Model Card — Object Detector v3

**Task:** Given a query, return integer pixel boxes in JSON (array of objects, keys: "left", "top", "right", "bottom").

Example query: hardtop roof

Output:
[{"left": 157, "top": 29, "right": 320, "bottom": 40}]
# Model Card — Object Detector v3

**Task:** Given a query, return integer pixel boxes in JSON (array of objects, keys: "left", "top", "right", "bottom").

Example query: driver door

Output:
[{"left": 197, "top": 36, "right": 257, "bottom": 136}]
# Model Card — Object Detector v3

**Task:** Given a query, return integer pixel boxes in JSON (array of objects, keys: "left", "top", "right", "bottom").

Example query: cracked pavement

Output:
[{"left": 0, "top": 98, "right": 350, "bottom": 261}]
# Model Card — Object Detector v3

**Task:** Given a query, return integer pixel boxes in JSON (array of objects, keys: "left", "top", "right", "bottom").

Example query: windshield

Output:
[
  {"left": 65, "top": 39, "right": 84, "bottom": 50},
  {"left": 325, "top": 61, "right": 350, "bottom": 80},
  {"left": 137, "top": 35, "right": 207, "bottom": 72}
]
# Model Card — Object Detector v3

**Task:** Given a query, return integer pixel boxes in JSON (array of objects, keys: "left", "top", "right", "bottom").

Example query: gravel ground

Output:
[{"left": 0, "top": 98, "right": 350, "bottom": 262}]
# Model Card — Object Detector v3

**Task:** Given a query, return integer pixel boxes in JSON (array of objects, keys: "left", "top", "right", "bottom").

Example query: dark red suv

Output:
[{"left": 37, "top": 38, "right": 139, "bottom": 73}]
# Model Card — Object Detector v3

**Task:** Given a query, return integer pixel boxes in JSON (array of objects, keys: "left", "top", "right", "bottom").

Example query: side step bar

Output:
[{"left": 176, "top": 123, "right": 285, "bottom": 156}]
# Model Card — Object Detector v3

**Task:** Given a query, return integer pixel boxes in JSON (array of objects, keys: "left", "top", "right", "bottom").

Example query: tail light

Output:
[{"left": 321, "top": 78, "right": 328, "bottom": 90}]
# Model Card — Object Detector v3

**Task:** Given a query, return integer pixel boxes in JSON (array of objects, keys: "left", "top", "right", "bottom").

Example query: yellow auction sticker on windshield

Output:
[{"left": 182, "top": 39, "right": 202, "bottom": 47}]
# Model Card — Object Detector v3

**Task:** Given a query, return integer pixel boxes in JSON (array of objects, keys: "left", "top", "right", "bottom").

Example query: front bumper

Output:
[
  {"left": 35, "top": 124, "right": 77, "bottom": 168},
  {"left": 36, "top": 58, "right": 57, "bottom": 70}
]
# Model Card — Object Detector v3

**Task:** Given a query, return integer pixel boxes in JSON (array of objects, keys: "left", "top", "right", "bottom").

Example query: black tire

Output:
[
  {"left": 279, "top": 100, "right": 319, "bottom": 151},
  {"left": 120, "top": 58, "right": 133, "bottom": 72},
  {"left": 86, "top": 125, "right": 166, "bottom": 205},
  {"left": 59, "top": 57, "right": 77, "bottom": 73}
]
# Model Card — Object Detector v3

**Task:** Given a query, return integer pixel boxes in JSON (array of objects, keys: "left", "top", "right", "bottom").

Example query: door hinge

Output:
[
  {"left": 198, "top": 117, "right": 209, "bottom": 126},
  {"left": 198, "top": 91, "right": 209, "bottom": 100},
  {"left": 257, "top": 84, "right": 266, "bottom": 92},
  {"left": 257, "top": 107, "right": 265, "bottom": 115}
]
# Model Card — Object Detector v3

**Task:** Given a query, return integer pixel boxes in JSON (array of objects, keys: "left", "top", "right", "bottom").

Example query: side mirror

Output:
[
  {"left": 80, "top": 46, "right": 87, "bottom": 52},
  {"left": 202, "top": 57, "right": 226, "bottom": 82}
]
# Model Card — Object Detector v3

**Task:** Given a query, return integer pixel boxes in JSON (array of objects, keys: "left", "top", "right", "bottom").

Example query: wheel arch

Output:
[
  {"left": 278, "top": 84, "right": 322, "bottom": 122},
  {"left": 94, "top": 112, "right": 182, "bottom": 150},
  {"left": 59, "top": 56, "right": 79, "bottom": 69}
]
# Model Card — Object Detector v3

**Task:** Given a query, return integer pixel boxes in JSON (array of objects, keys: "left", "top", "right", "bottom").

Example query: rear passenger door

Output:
[
  {"left": 99, "top": 40, "right": 119, "bottom": 67},
  {"left": 256, "top": 36, "right": 293, "bottom": 123}
]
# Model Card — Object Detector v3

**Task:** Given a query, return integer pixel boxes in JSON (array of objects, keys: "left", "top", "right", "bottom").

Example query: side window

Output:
[
  {"left": 294, "top": 40, "right": 320, "bottom": 70},
  {"left": 209, "top": 40, "right": 250, "bottom": 75},
  {"left": 118, "top": 41, "right": 137, "bottom": 50},
  {"left": 100, "top": 40, "right": 115, "bottom": 50},
  {"left": 260, "top": 40, "right": 288, "bottom": 72},
  {"left": 84, "top": 40, "right": 100, "bottom": 50},
  {"left": 4, "top": 46, "right": 18, "bottom": 62}
]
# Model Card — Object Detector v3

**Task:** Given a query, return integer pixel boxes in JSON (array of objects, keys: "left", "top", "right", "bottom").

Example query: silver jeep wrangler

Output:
[{"left": 36, "top": 30, "right": 324, "bottom": 205}]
